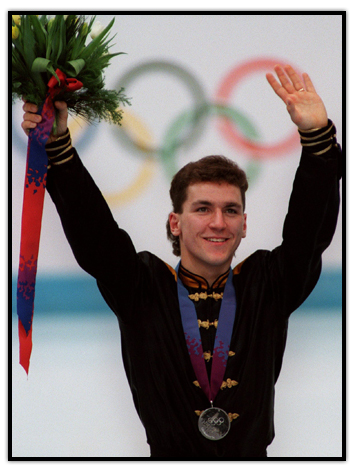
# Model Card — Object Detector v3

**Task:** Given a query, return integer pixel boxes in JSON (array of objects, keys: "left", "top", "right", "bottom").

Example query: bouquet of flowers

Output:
[
  {"left": 12, "top": 14, "right": 130, "bottom": 125},
  {"left": 12, "top": 14, "right": 130, "bottom": 375}
]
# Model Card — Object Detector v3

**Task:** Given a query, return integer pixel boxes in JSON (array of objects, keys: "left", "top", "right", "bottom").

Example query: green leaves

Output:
[
  {"left": 80, "top": 17, "right": 115, "bottom": 60},
  {"left": 31, "top": 57, "right": 58, "bottom": 81},
  {"left": 12, "top": 14, "right": 129, "bottom": 124},
  {"left": 67, "top": 59, "right": 85, "bottom": 76},
  {"left": 28, "top": 15, "right": 47, "bottom": 57},
  {"left": 45, "top": 15, "right": 66, "bottom": 63}
]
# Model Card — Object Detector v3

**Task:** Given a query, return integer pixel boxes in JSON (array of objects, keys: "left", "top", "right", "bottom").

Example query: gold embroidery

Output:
[
  {"left": 195, "top": 410, "right": 203, "bottom": 416},
  {"left": 228, "top": 351, "right": 235, "bottom": 357},
  {"left": 189, "top": 292, "right": 207, "bottom": 301},
  {"left": 193, "top": 380, "right": 201, "bottom": 388},
  {"left": 198, "top": 319, "right": 218, "bottom": 329},
  {"left": 220, "top": 378, "right": 238, "bottom": 390},
  {"left": 203, "top": 351, "right": 212, "bottom": 362},
  {"left": 198, "top": 319, "right": 209, "bottom": 329},
  {"left": 228, "top": 413, "right": 240, "bottom": 422},
  {"left": 188, "top": 292, "right": 223, "bottom": 302}
]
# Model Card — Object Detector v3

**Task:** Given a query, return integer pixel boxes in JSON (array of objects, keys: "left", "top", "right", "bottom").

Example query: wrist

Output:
[
  {"left": 298, "top": 120, "right": 338, "bottom": 155},
  {"left": 298, "top": 121, "right": 329, "bottom": 133},
  {"left": 45, "top": 129, "right": 74, "bottom": 168}
]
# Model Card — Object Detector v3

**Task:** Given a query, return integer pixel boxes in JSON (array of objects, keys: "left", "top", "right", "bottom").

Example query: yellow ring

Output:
[
  {"left": 67, "top": 114, "right": 92, "bottom": 139},
  {"left": 104, "top": 109, "right": 156, "bottom": 207}
]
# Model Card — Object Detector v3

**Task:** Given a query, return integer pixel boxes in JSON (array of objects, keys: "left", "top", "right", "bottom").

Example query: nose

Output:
[{"left": 209, "top": 209, "right": 227, "bottom": 231}]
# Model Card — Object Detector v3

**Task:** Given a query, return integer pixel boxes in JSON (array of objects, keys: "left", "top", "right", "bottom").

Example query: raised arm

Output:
[
  {"left": 265, "top": 65, "right": 341, "bottom": 314},
  {"left": 20, "top": 100, "right": 144, "bottom": 322}
]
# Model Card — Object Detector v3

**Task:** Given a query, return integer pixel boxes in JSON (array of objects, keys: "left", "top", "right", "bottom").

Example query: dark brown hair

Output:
[{"left": 166, "top": 155, "right": 248, "bottom": 256}]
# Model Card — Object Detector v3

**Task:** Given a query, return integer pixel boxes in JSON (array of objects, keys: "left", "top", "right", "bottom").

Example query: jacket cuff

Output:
[
  {"left": 45, "top": 129, "right": 74, "bottom": 168},
  {"left": 298, "top": 119, "right": 339, "bottom": 155}
]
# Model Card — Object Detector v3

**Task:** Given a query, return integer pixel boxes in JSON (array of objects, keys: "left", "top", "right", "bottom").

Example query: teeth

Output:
[{"left": 207, "top": 238, "right": 226, "bottom": 242}]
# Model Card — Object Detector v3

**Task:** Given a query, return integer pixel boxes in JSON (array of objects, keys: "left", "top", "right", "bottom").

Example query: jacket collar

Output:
[{"left": 178, "top": 264, "right": 229, "bottom": 291}]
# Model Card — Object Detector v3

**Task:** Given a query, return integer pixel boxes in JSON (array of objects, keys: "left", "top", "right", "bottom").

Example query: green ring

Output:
[
  {"left": 113, "top": 61, "right": 208, "bottom": 155},
  {"left": 160, "top": 102, "right": 262, "bottom": 186}
]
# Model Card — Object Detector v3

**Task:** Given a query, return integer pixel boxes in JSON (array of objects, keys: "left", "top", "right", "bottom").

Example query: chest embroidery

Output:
[
  {"left": 188, "top": 292, "right": 224, "bottom": 302},
  {"left": 198, "top": 319, "right": 218, "bottom": 329}
]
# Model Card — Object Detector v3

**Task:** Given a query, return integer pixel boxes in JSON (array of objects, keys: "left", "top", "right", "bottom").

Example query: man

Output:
[{"left": 21, "top": 65, "right": 341, "bottom": 457}]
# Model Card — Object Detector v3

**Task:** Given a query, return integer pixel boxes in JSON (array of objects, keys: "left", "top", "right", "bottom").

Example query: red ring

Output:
[{"left": 215, "top": 58, "right": 300, "bottom": 158}]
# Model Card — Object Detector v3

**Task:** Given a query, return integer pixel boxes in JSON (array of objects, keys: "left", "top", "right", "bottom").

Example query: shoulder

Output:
[
  {"left": 232, "top": 250, "right": 270, "bottom": 276},
  {"left": 138, "top": 251, "right": 178, "bottom": 282}
]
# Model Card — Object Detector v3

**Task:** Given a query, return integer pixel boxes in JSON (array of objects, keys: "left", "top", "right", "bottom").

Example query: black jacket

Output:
[{"left": 46, "top": 123, "right": 341, "bottom": 458}]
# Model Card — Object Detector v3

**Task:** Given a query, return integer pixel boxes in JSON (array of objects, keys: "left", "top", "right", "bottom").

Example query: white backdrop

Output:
[{"left": 11, "top": 13, "right": 343, "bottom": 459}]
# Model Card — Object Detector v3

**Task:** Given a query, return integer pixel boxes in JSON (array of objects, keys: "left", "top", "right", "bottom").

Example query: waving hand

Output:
[{"left": 266, "top": 65, "right": 328, "bottom": 130}]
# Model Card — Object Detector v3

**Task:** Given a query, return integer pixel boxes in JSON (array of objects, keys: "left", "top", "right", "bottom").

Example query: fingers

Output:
[
  {"left": 21, "top": 102, "right": 42, "bottom": 135},
  {"left": 53, "top": 101, "right": 69, "bottom": 137},
  {"left": 268, "top": 64, "right": 310, "bottom": 94},
  {"left": 282, "top": 65, "right": 305, "bottom": 92},
  {"left": 266, "top": 71, "right": 289, "bottom": 103},
  {"left": 272, "top": 65, "right": 295, "bottom": 94},
  {"left": 20, "top": 100, "right": 69, "bottom": 137},
  {"left": 23, "top": 101, "right": 39, "bottom": 113},
  {"left": 302, "top": 72, "right": 316, "bottom": 93}
]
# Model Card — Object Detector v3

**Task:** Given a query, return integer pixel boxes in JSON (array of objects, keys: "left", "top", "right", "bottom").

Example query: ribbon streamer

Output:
[{"left": 17, "top": 69, "right": 82, "bottom": 374}]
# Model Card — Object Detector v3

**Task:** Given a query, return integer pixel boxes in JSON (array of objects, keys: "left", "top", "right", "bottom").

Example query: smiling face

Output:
[{"left": 169, "top": 181, "right": 247, "bottom": 285}]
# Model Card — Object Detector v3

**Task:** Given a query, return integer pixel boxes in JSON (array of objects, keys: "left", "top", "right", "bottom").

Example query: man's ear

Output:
[
  {"left": 242, "top": 213, "right": 247, "bottom": 238},
  {"left": 169, "top": 212, "right": 181, "bottom": 236}
]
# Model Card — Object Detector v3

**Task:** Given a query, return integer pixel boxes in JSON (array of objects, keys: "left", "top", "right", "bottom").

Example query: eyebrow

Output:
[{"left": 191, "top": 200, "right": 243, "bottom": 209}]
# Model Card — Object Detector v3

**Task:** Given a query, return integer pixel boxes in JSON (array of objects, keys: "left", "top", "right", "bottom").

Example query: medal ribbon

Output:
[
  {"left": 17, "top": 69, "right": 82, "bottom": 374},
  {"left": 176, "top": 263, "right": 237, "bottom": 402}
]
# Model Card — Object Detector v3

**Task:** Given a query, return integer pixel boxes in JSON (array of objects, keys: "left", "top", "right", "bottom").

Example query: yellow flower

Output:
[
  {"left": 12, "top": 26, "right": 19, "bottom": 40},
  {"left": 12, "top": 15, "right": 21, "bottom": 26}
]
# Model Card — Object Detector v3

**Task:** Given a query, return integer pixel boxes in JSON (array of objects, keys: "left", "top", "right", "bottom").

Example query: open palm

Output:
[{"left": 266, "top": 65, "right": 328, "bottom": 130}]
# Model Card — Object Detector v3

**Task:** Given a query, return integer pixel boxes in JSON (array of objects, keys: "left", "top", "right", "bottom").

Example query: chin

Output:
[{"left": 204, "top": 255, "right": 233, "bottom": 269}]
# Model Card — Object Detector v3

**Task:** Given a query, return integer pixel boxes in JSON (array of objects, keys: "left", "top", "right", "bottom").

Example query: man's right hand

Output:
[{"left": 21, "top": 100, "right": 68, "bottom": 144}]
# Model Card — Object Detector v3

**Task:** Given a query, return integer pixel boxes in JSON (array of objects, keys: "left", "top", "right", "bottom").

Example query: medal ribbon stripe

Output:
[{"left": 176, "top": 263, "right": 236, "bottom": 403}]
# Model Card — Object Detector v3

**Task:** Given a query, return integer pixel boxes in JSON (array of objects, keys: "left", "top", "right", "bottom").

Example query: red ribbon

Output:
[{"left": 47, "top": 68, "right": 83, "bottom": 98}]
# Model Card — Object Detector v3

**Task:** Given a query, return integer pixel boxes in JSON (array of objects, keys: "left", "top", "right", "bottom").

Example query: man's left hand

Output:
[{"left": 266, "top": 64, "right": 328, "bottom": 130}]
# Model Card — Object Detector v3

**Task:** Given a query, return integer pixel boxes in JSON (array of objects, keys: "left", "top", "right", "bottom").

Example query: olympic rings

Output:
[
  {"left": 113, "top": 58, "right": 301, "bottom": 175},
  {"left": 13, "top": 57, "right": 302, "bottom": 208},
  {"left": 113, "top": 60, "right": 208, "bottom": 155},
  {"left": 215, "top": 58, "right": 300, "bottom": 157},
  {"left": 112, "top": 60, "right": 270, "bottom": 188}
]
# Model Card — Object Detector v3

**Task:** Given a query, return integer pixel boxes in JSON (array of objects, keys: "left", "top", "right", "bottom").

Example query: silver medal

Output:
[{"left": 198, "top": 407, "right": 231, "bottom": 440}]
